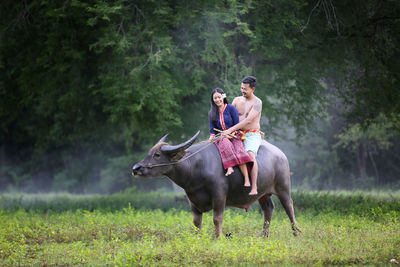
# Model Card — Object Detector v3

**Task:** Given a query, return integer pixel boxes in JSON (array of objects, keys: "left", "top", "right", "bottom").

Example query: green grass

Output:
[
  {"left": 0, "top": 188, "right": 189, "bottom": 212},
  {"left": 1, "top": 190, "right": 399, "bottom": 266}
]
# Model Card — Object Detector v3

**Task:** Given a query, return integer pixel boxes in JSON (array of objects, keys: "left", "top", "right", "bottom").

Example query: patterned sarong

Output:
[{"left": 215, "top": 136, "right": 253, "bottom": 171}]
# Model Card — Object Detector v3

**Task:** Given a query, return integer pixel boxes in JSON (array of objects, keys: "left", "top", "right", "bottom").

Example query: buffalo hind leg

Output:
[
  {"left": 258, "top": 194, "right": 274, "bottom": 237},
  {"left": 277, "top": 192, "right": 302, "bottom": 236}
]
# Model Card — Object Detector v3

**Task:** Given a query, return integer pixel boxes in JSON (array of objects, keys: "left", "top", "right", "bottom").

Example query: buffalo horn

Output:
[
  {"left": 157, "top": 134, "right": 169, "bottom": 144},
  {"left": 160, "top": 130, "right": 200, "bottom": 155}
]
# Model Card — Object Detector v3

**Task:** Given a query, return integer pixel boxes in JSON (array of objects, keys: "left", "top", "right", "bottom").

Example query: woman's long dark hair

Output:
[{"left": 208, "top": 88, "right": 229, "bottom": 123}]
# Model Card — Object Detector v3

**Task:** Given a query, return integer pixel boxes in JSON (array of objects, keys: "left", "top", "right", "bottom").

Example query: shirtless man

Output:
[{"left": 222, "top": 76, "right": 262, "bottom": 195}]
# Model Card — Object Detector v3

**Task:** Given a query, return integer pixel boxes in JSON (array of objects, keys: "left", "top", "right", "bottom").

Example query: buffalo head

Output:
[{"left": 132, "top": 131, "right": 200, "bottom": 177}]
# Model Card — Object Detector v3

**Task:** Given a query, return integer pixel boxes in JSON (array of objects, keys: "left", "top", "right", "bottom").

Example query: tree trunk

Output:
[
  {"left": 356, "top": 141, "right": 368, "bottom": 178},
  {"left": 368, "top": 149, "right": 380, "bottom": 186}
]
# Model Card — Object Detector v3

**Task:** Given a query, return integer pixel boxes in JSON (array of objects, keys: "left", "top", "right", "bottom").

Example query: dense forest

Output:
[{"left": 1, "top": 0, "right": 399, "bottom": 193}]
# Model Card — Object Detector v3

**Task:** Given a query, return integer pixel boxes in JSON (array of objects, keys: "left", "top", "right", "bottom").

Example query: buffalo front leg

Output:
[
  {"left": 258, "top": 194, "right": 275, "bottom": 237},
  {"left": 212, "top": 198, "right": 226, "bottom": 238},
  {"left": 277, "top": 192, "right": 302, "bottom": 236},
  {"left": 190, "top": 202, "right": 203, "bottom": 233}
]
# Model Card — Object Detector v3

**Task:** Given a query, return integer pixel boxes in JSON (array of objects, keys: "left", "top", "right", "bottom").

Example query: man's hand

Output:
[
  {"left": 222, "top": 129, "right": 232, "bottom": 136},
  {"left": 222, "top": 129, "right": 235, "bottom": 138}
]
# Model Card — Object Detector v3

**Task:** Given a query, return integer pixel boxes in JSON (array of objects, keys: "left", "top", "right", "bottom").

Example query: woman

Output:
[{"left": 208, "top": 88, "right": 253, "bottom": 187}]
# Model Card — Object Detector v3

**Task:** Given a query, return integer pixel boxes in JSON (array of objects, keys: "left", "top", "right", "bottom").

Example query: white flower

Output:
[{"left": 222, "top": 93, "right": 226, "bottom": 98}]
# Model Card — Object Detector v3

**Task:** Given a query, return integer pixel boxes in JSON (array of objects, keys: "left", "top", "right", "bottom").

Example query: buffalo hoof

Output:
[
  {"left": 261, "top": 229, "right": 270, "bottom": 238},
  {"left": 292, "top": 224, "right": 302, "bottom": 236}
]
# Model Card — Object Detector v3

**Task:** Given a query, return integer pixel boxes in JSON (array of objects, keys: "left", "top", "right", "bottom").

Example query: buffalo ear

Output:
[
  {"left": 171, "top": 150, "right": 186, "bottom": 161},
  {"left": 160, "top": 130, "right": 200, "bottom": 155}
]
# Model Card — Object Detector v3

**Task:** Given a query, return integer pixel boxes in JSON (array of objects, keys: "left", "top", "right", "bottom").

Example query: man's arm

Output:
[{"left": 223, "top": 99, "right": 262, "bottom": 135}]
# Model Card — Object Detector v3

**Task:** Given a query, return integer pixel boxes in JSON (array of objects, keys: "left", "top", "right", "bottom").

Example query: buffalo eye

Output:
[{"left": 153, "top": 152, "right": 161, "bottom": 159}]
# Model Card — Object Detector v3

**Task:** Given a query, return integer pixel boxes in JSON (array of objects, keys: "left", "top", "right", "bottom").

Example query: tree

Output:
[
  {"left": 335, "top": 114, "right": 400, "bottom": 185},
  {"left": 1, "top": 0, "right": 399, "bottom": 192}
]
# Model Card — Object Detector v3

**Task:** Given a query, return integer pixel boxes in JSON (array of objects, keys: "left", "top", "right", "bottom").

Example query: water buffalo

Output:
[{"left": 132, "top": 131, "right": 301, "bottom": 238}]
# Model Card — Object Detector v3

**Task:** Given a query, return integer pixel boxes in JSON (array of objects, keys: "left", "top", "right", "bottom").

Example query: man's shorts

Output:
[{"left": 243, "top": 132, "right": 262, "bottom": 155}]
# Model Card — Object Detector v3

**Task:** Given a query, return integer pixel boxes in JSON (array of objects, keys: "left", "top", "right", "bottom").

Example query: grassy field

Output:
[{"left": 1, "top": 190, "right": 399, "bottom": 266}]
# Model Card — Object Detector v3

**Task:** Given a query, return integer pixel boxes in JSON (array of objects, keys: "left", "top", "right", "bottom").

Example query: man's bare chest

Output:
[{"left": 236, "top": 100, "right": 253, "bottom": 118}]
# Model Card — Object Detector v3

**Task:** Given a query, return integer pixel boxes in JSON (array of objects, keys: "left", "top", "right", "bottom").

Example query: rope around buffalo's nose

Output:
[{"left": 142, "top": 133, "right": 227, "bottom": 169}]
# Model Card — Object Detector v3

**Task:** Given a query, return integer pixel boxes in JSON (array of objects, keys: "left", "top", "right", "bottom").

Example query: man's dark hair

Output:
[{"left": 242, "top": 76, "right": 257, "bottom": 88}]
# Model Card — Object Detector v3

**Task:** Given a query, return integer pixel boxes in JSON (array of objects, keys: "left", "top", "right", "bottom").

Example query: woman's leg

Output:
[
  {"left": 215, "top": 138, "right": 240, "bottom": 173},
  {"left": 238, "top": 164, "right": 250, "bottom": 186},
  {"left": 225, "top": 167, "right": 234, "bottom": 176}
]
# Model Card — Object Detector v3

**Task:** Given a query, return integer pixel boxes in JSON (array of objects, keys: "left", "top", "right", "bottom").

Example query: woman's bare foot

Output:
[
  {"left": 249, "top": 188, "right": 258, "bottom": 195},
  {"left": 225, "top": 167, "right": 234, "bottom": 176},
  {"left": 244, "top": 179, "right": 251, "bottom": 187}
]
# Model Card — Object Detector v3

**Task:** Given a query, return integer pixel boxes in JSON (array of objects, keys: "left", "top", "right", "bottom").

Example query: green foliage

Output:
[
  {"left": 0, "top": 189, "right": 188, "bottom": 212},
  {"left": 2, "top": 190, "right": 400, "bottom": 217},
  {"left": 335, "top": 113, "right": 400, "bottom": 151},
  {"left": 0, "top": 0, "right": 399, "bottom": 192},
  {"left": 290, "top": 190, "right": 400, "bottom": 219}
]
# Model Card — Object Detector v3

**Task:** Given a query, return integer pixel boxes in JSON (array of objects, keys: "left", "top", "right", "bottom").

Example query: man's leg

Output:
[
  {"left": 248, "top": 151, "right": 258, "bottom": 195},
  {"left": 238, "top": 164, "right": 250, "bottom": 186}
]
